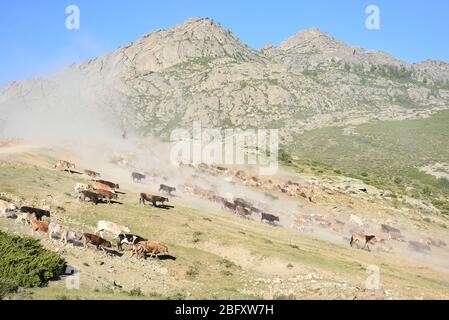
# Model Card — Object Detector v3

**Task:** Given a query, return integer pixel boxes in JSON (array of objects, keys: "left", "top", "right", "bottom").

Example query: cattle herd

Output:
[
  {"left": 0, "top": 158, "right": 447, "bottom": 268},
  {"left": 0, "top": 161, "right": 172, "bottom": 261}
]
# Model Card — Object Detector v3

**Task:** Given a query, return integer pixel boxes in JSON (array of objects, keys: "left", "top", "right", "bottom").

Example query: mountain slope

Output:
[{"left": 0, "top": 17, "right": 448, "bottom": 142}]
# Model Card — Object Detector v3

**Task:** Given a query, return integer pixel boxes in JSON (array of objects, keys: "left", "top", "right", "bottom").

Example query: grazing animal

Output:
[
  {"left": 209, "top": 194, "right": 225, "bottom": 203},
  {"left": 117, "top": 234, "right": 147, "bottom": 251},
  {"left": 75, "top": 183, "right": 90, "bottom": 193},
  {"left": 131, "top": 172, "right": 146, "bottom": 183},
  {"left": 79, "top": 190, "right": 100, "bottom": 205},
  {"left": 49, "top": 223, "right": 79, "bottom": 244},
  {"left": 91, "top": 182, "right": 115, "bottom": 194},
  {"left": 159, "top": 184, "right": 176, "bottom": 195},
  {"left": 261, "top": 212, "right": 280, "bottom": 224},
  {"left": 20, "top": 206, "right": 50, "bottom": 221},
  {"left": 16, "top": 212, "right": 36, "bottom": 225},
  {"left": 408, "top": 241, "right": 431, "bottom": 253},
  {"left": 96, "top": 220, "right": 130, "bottom": 238},
  {"left": 31, "top": 220, "right": 49, "bottom": 235},
  {"left": 222, "top": 200, "right": 237, "bottom": 212},
  {"left": 132, "top": 241, "right": 168, "bottom": 259},
  {"left": 84, "top": 169, "right": 100, "bottom": 178},
  {"left": 235, "top": 206, "right": 251, "bottom": 219},
  {"left": 54, "top": 160, "right": 75, "bottom": 170},
  {"left": 139, "top": 193, "right": 169, "bottom": 207},
  {"left": 82, "top": 233, "right": 112, "bottom": 250},
  {"left": 234, "top": 198, "right": 252, "bottom": 209},
  {"left": 94, "top": 179, "right": 119, "bottom": 189},
  {"left": 0, "top": 200, "right": 17, "bottom": 218},
  {"left": 350, "top": 234, "right": 378, "bottom": 251},
  {"left": 96, "top": 189, "right": 118, "bottom": 204}
]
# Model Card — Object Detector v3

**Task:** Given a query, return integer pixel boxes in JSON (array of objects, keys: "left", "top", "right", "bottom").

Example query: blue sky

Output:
[{"left": 0, "top": 0, "right": 448, "bottom": 86}]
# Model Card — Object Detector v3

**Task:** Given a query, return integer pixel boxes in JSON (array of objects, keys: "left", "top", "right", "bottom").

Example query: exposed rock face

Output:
[
  {"left": 268, "top": 27, "right": 403, "bottom": 69},
  {"left": 0, "top": 17, "right": 448, "bottom": 142},
  {"left": 413, "top": 60, "right": 449, "bottom": 82}
]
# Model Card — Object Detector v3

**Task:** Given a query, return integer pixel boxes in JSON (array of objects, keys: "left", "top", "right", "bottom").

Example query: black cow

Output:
[
  {"left": 79, "top": 190, "right": 100, "bottom": 205},
  {"left": 20, "top": 206, "right": 50, "bottom": 221},
  {"left": 234, "top": 198, "right": 252, "bottom": 209},
  {"left": 139, "top": 193, "right": 169, "bottom": 207},
  {"left": 117, "top": 233, "right": 147, "bottom": 251},
  {"left": 131, "top": 172, "right": 146, "bottom": 183},
  {"left": 222, "top": 200, "right": 237, "bottom": 212},
  {"left": 261, "top": 212, "right": 279, "bottom": 224},
  {"left": 159, "top": 184, "right": 176, "bottom": 195}
]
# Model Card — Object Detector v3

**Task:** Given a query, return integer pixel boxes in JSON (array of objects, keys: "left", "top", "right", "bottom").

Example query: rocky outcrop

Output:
[{"left": 0, "top": 17, "right": 448, "bottom": 143}]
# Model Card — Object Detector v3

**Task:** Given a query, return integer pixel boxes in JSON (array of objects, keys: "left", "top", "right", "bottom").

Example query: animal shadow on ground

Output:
[
  {"left": 115, "top": 191, "right": 127, "bottom": 195},
  {"left": 104, "top": 248, "right": 124, "bottom": 257},
  {"left": 108, "top": 200, "right": 124, "bottom": 205},
  {"left": 142, "top": 254, "right": 176, "bottom": 261},
  {"left": 95, "top": 199, "right": 123, "bottom": 205},
  {"left": 64, "top": 169, "right": 83, "bottom": 175},
  {"left": 144, "top": 203, "right": 174, "bottom": 210},
  {"left": 156, "top": 204, "right": 175, "bottom": 210}
]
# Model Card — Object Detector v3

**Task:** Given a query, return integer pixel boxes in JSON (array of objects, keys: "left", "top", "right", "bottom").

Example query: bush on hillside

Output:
[{"left": 0, "top": 231, "right": 67, "bottom": 288}]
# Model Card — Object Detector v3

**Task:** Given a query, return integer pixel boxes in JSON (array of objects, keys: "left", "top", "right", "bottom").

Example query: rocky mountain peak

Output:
[
  {"left": 119, "top": 17, "right": 261, "bottom": 73},
  {"left": 277, "top": 27, "right": 341, "bottom": 50}
]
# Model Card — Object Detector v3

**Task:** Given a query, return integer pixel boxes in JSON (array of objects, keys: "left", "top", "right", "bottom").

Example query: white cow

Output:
[
  {"left": 49, "top": 222, "right": 79, "bottom": 244},
  {"left": 74, "top": 183, "right": 90, "bottom": 193},
  {"left": 15, "top": 212, "right": 36, "bottom": 225},
  {"left": 0, "top": 200, "right": 17, "bottom": 218},
  {"left": 95, "top": 220, "right": 130, "bottom": 238}
]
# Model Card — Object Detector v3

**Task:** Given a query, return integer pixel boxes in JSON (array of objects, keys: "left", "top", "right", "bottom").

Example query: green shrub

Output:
[
  {"left": 217, "top": 258, "right": 236, "bottom": 268},
  {"left": 186, "top": 265, "right": 199, "bottom": 278},
  {"left": 0, "top": 278, "right": 18, "bottom": 299},
  {"left": 0, "top": 231, "right": 67, "bottom": 288},
  {"left": 164, "top": 292, "right": 186, "bottom": 300},
  {"left": 279, "top": 148, "right": 292, "bottom": 163},
  {"left": 192, "top": 231, "right": 202, "bottom": 243},
  {"left": 128, "top": 287, "right": 144, "bottom": 297}
]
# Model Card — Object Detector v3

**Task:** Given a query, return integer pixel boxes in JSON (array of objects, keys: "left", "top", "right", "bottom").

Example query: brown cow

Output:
[
  {"left": 31, "top": 220, "right": 49, "bottom": 235},
  {"left": 84, "top": 169, "right": 101, "bottom": 178},
  {"left": 132, "top": 241, "right": 168, "bottom": 259},
  {"left": 235, "top": 206, "right": 251, "bottom": 219},
  {"left": 94, "top": 179, "right": 119, "bottom": 189},
  {"left": 82, "top": 233, "right": 112, "bottom": 250},
  {"left": 91, "top": 182, "right": 116, "bottom": 194},
  {"left": 350, "top": 234, "right": 379, "bottom": 251},
  {"left": 96, "top": 189, "right": 118, "bottom": 204},
  {"left": 54, "top": 160, "right": 75, "bottom": 170}
]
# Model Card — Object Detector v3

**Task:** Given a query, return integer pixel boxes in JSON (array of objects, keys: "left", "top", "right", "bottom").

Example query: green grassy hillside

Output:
[{"left": 290, "top": 110, "right": 449, "bottom": 214}]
